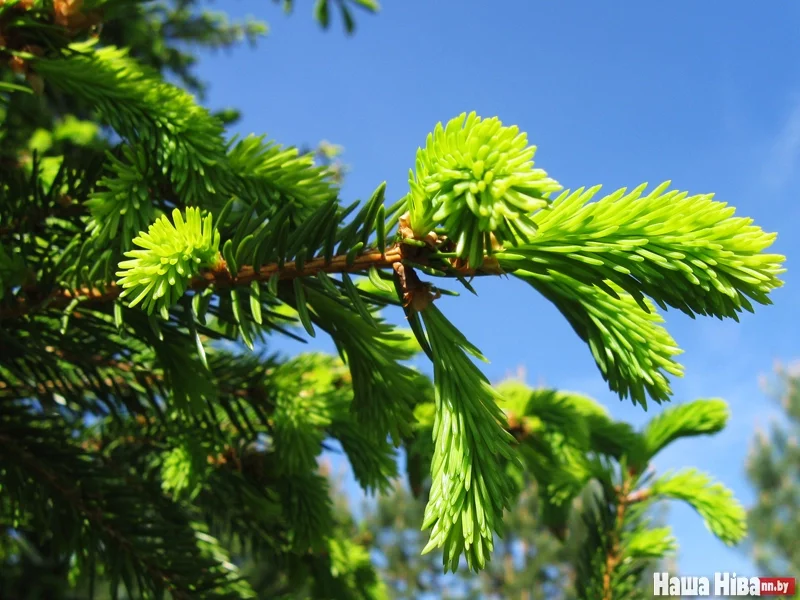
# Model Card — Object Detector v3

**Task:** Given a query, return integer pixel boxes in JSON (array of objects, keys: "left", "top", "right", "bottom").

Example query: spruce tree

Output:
[
  {"left": 746, "top": 363, "right": 799, "bottom": 589},
  {"left": 0, "top": 1, "right": 787, "bottom": 598}
]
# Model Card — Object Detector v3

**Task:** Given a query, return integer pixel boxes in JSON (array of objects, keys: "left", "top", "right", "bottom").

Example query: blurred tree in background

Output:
[
  {"left": 746, "top": 362, "right": 800, "bottom": 593},
  {"left": 364, "top": 448, "right": 575, "bottom": 600}
]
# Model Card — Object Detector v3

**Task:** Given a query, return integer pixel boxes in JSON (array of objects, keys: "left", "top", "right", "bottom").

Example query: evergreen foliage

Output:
[
  {"left": 398, "top": 380, "right": 732, "bottom": 599},
  {"left": 746, "top": 362, "right": 800, "bottom": 592},
  {"left": 0, "top": 1, "right": 786, "bottom": 598},
  {"left": 363, "top": 474, "right": 575, "bottom": 600}
]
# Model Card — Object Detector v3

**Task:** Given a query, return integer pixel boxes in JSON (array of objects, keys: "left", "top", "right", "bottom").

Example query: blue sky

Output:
[{"left": 194, "top": 0, "right": 799, "bottom": 585}]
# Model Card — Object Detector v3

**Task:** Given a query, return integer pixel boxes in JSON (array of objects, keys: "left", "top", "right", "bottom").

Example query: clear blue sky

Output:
[{"left": 195, "top": 0, "right": 800, "bottom": 583}]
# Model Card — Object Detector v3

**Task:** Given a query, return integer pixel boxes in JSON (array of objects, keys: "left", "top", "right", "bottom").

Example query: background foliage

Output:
[{"left": 746, "top": 363, "right": 800, "bottom": 598}]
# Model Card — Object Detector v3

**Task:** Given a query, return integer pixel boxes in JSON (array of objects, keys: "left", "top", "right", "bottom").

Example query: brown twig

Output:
[
  {"left": 602, "top": 477, "right": 634, "bottom": 600},
  {"left": 0, "top": 242, "right": 504, "bottom": 320},
  {"left": 624, "top": 488, "right": 651, "bottom": 505},
  {"left": 600, "top": 476, "right": 654, "bottom": 599}
]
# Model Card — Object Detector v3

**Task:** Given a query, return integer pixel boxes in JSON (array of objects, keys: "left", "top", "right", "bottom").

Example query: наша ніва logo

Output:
[{"left": 654, "top": 572, "right": 796, "bottom": 596}]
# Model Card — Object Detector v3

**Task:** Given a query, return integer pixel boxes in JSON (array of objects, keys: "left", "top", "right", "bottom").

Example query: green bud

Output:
[
  {"left": 116, "top": 207, "right": 221, "bottom": 317},
  {"left": 408, "top": 112, "right": 562, "bottom": 266}
]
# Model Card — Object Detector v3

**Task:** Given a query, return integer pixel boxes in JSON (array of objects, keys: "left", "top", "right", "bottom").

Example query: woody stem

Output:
[{"left": 0, "top": 243, "right": 504, "bottom": 320}]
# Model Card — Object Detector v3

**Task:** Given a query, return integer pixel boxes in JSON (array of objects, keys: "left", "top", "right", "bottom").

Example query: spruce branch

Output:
[
  {"left": 1, "top": 16, "right": 786, "bottom": 588},
  {"left": 84, "top": 144, "right": 156, "bottom": 249},
  {"left": 650, "top": 469, "right": 746, "bottom": 545},
  {"left": 28, "top": 46, "right": 340, "bottom": 221},
  {"left": 567, "top": 399, "right": 748, "bottom": 599},
  {"left": 1, "top": 241, "right": 505, "bottom": 320},
  {"left": 32, "top": 42, "right": 229, "bottom": 205},
  {"left": 302, "top": 286, "right": 421, "bottom": 444},
  {"left": 0, "top": 198, "right": 85, "bottom": 237},
  {"left": 68, "top": 352, "right": 390, "bottom": 557},
  {"left": 418, "top": 304, "right": 519, "bottom": 573},
  {"left": 226, "top": 134, "right": 340, "bottom": 219},
  {"left": 0, "top": 146, "right": 106, "bottom": 239},
  {"left": 639, "top": 398, "right": 729, "bottom": 461},
  {"left": 0, "top": 403, "right": 255, "bottom": 599},
  {"left": 499, "top": 182, "right": 785, "bottom": 407},
  {"left": 500, "top": 182, "right": 785, "bottom": 320}
]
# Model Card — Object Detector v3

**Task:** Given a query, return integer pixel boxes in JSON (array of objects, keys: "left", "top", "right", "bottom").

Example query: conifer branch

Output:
[
  {"left": 0, "top": 415, "right": 250, "bottom": 599},
  {"left": 0, "top": 199, "right": 83, "bottom": 236},
  {"left": 0, "top": 3, "right": 783, "bottom": 587},
  {"left": 0, "top": 243, "right": 504, "bottom": 320},
  {"left": 0, "top": 432, "right": 189, "bottom": 596}
]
